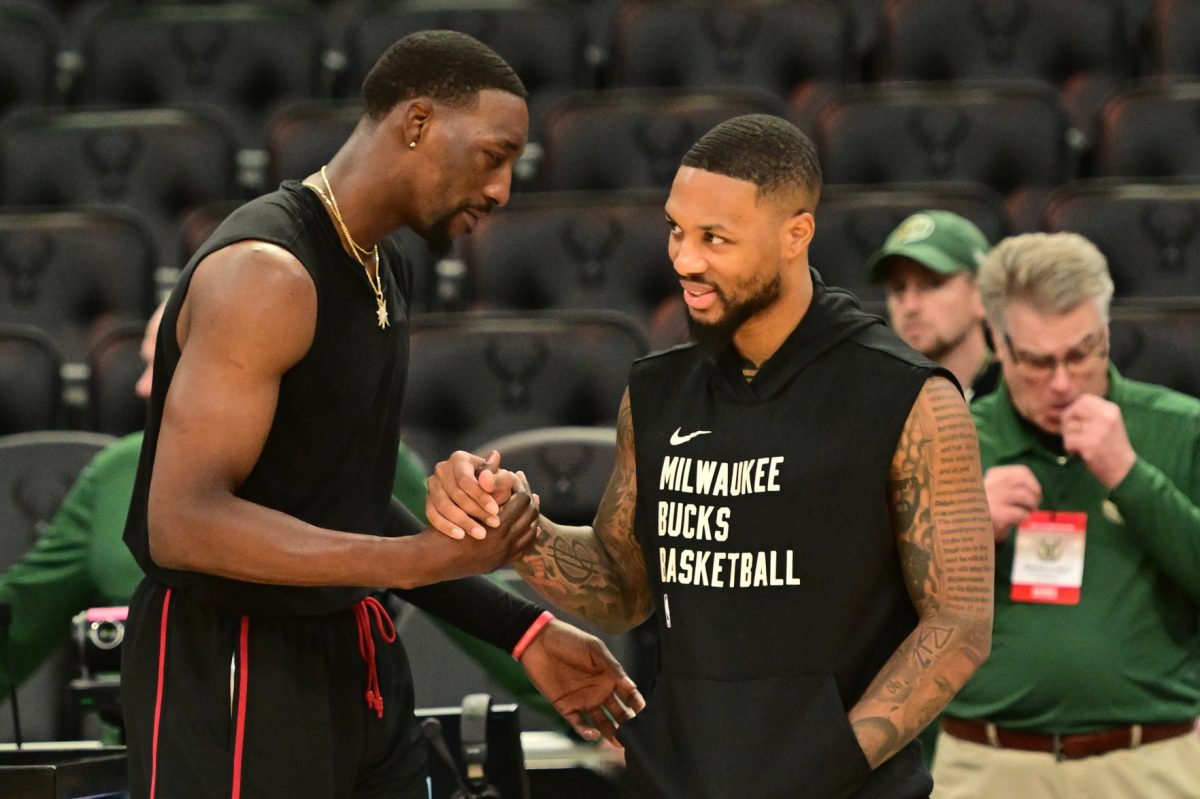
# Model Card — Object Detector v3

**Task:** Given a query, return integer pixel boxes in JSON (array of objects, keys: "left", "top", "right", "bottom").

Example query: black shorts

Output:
[{"left": 121, "top": 578, "right": 428, "bottom": 799}]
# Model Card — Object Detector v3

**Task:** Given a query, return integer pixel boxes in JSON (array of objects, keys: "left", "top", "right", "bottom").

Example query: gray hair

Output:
[{"left": 977, "top": 232, "right": 1114, "bottom": 334}]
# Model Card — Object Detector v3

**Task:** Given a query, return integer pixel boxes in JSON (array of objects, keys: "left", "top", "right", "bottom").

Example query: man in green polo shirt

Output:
[
  {"left": 931, "top": 232, "right": 1200, "bottom": 797},
  {"left": 867, "top": 210, "right": 1000, "bottom": 402}
]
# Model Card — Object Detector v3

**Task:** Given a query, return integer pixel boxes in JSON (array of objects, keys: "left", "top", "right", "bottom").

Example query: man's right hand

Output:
[
  {"left": 411, "top": 486, "right": 540, "bottom": 584},
  {"left": 426, "top": 450, "right": 528, "bottom": 540},
  {"left": 983, "top": 464, "right": 1042, "bottom": 543}
]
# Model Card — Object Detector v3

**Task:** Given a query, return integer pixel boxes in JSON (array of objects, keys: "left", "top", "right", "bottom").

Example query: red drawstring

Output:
[{"left": 354, "top": 596, "right": 396, "bottom": 719}]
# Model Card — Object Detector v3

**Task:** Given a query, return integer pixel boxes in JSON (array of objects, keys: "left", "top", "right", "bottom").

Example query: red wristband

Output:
[{"left": 511, "top": 610, "right": 555, "bottom": 660}]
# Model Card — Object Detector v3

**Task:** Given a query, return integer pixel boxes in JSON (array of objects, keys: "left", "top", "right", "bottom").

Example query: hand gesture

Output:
[
  {"left": 984, "top": 465, "right": 1042, "bottom": 543},
  {"left": 1062, "top": 394, "right": 1137, "bottom": 489},
  {"left": 518, "top": 620, "right": 646, "bottom": 746},
  {"left": 414, "top": 487, "right": 539, "bottom": 583},
  {"left": 426, "top": 450, "right": 530, "bottom": 539}
]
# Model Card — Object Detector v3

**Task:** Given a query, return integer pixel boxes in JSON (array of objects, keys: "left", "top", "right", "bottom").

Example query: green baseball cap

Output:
[{"left": 867, "top": 210, "right": 990, "bottom": 283}]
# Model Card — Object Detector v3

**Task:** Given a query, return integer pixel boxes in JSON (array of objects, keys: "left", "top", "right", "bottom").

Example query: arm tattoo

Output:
[
  {"left": 513, "top": 391, "right": 652, "bottom": 632},
  {"left": 850, "top": 377, "right": 994, "bottom": 768}
]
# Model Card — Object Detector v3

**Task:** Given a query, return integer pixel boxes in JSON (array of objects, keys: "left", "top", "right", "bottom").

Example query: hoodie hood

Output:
[{"left": 706, "top": 267, "right": 883, "bottom": 403}]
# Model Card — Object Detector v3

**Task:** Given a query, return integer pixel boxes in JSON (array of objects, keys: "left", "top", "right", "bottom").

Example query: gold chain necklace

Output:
[{"left": 308, "top": 165, "right": 389, "bottom": 329}]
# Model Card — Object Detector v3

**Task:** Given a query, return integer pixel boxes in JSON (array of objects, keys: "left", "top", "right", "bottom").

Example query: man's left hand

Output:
[
  {"left": 1062, "top": 394, "right": 1137, "bottom": 489},
  {"left": 518, "top": 620, "right": 645, "bottom": 746}
]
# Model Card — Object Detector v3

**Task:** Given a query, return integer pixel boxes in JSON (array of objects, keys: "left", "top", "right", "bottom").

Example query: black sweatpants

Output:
[{"left": 121, "top": 578, "right": 428, "bottom": 799}]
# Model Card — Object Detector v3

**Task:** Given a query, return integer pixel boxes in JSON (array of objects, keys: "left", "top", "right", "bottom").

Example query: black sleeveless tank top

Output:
[
  {"left": 619, "top": 274, "right": 949, "bottom": 798},
  {"left": 124, "top": 181, "right": 412, "bottom": 616}
]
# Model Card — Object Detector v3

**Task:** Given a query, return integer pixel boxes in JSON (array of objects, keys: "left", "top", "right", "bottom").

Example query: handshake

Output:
[{"left": 426, "top": 450, "right": 539, "bottom": 544}]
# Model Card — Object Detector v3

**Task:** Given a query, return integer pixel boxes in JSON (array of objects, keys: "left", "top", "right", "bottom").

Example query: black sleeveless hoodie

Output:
[
  {"left": 124, "top": 181, "right": 411, "bottom": 616},
  {"left": 619, "top": 272, "right": 949, "bottom": 798}
]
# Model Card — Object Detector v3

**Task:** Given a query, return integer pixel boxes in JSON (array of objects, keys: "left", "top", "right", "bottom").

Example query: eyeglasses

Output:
[{"left": 1003, "top": 329, "right": 1109, "bottom": 378}]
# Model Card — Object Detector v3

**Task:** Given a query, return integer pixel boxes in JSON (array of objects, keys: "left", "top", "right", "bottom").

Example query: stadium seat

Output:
[
  {"left": 880, "top": 0, "right": 1130, "bottom": 141},
  {"left": 460, "top": 189, "right": 676, "bottom": 334},
  {"left": 402, "top": 311, "right": 646, "bottom": 467},
  {"left": 76, "top": 3, "right": 324, "bottom": 150},
  {"left": 0, "top": 208, "right": 155, "bottom": 362},
  {"left": 0, "top": 430, "right": 116, "bottom": 742},
  {"left": 1155, "top": 0, "right": 1200, "bottom": 77},
  {"left": 0, "top": 326, "right": 63, "bottom": 434},
  {"left": 0, "top": 2, "right": 60, "bottom": 115},
  {"left": 265, "top": 100, "right": 361, "bottom": 186},
  {"left": 1110, "top": 305, "right": 1200, "bottom": 399},
  {"left": 1096, "top": 81, "right": 1200, "bottom": 181},
  {"left": 86, "top": 320, "right": 146, "bottom": 436},
  {"left": 540, "top": 87, "right": 785, "bottom": 191},
  {"left": 0, "top": 106, "right": 239, "bottom": 271},
  {"left": 1042, "top": 180, "right": 1200, "bottom": 299},
  {"left": 610, "top": 0, "right": 854, "bottom": 134},
  {"left": 816, "top": 81, "right": 1075, "bottom": 231}
]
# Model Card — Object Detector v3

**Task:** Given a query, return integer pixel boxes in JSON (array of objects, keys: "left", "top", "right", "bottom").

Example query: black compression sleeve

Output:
[
  {"left": 391, "top": 576, "right": 544, "bottom": 653},
  {"left": 384, "top": 497, "right": 545, "bottom": 652}
]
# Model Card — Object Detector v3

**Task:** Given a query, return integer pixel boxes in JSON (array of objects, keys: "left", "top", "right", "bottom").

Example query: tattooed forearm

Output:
[
  {"left": 850, "top": 377, "right": 994, "bottom": 768},
  {"left": 513, "top": 390, "right": 652, "bottom": 633}
]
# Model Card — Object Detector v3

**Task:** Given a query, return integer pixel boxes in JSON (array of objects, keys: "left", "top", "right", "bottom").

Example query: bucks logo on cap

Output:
[
  {"left": 867, "top": 210, "right": 990, "bottom": 283},
  {"left": 891, "top": 213, "right": 936, "bottom": 245}
]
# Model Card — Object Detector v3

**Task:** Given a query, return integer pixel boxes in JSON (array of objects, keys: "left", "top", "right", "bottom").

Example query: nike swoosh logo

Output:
[{"left": 669, "top": 427, "right": 712, "bottom": 446}]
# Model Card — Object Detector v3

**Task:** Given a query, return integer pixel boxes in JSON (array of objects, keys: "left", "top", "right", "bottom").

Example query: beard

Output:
[
  {"left": 916, "top": 324, "right": 972, "bottom": 363},
  {"left": 686, "top": 272, "right": 782, "bottom": 357},
  {"left": 415, "top": 217, "right": 456, "bottom": 257}
]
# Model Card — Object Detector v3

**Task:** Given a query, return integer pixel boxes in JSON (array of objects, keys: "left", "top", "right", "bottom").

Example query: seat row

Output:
[
  {"left": 4, "top": 303, "right": 1200, "bottom": 465},
  {"left": 2, "top": 175, "right": 1198, "bottom": 359},
  {"left": 4, "top": 0, "right": 1200, "bottom": 151},
  {"left": 2, "top": 79, "right": 1200, "bottom": 269}
]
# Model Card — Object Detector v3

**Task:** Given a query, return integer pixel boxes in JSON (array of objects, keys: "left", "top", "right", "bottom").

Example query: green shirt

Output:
[
  {"left": 0, "top": 433, "right": 558, "bottom": 725},
  {"left": 947, "top": 367, "right": 1200, "bottom": 733}
]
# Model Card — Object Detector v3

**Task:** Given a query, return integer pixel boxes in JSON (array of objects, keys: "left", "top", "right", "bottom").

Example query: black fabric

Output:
[
  {"left": 121, "top": 578, "right": 428, "bottom": 799},
  {"left": 970, "top": 358, "right": 1002, "bottom": 402},
  {"left": 124, "top": 180, "right": 412, "bottom": 617},
  {"left": 618, "top": 272, "right": 944, "bottom": 798}
]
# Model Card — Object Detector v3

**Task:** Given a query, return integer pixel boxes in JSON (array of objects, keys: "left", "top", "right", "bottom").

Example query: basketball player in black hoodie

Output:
[{"left": 428, "top": 115, "right": 994, "bottom": 798}]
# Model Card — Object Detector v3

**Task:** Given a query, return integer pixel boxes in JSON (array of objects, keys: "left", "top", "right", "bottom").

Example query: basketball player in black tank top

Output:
[
  {"left": 120, "top": 31, "right": 643, "bottom": 799},
  {"left": 429, "top": 117, "right": 996, "bottom": 798}
]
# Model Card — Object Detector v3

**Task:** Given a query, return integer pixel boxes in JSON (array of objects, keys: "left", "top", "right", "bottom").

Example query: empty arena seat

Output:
[
  {"left": 540, "top": 87, "right": 785, "bottom": 191},
  {"left": 86, "top": 319, "right": 146, "bottom": 436},
  {"left": 1042, "top": 180, "right": 1200, "bottom": 299},
  {"left": 0, "top": 326, "right": 63, "bottom": 434},
  {"left": 611, "top": 0, "right": 854, "bottom": 132},
  {"left": 460, "top": 189, "right": 676, "bottom": 332},
  {"left": 265, "top": 100, "right": 361, "bottom": 185},
  {"left": 1155, "top": 0, "right": 1200, "bottom": 76},
  {"left": 816, "top": 81, "right": 1075, "bottom": 231},
  {"left": 880, "top": 0, "right": 1130, "bottom": 140},
  {"left": 76, "top": 3, "right": 324, "bottom": 149},
  {"left": 0, "top": 2, "right": 60, "bottom": 115},
  {"left": 0, "top": 208, "right": 155, "bottom": 362},
  {"left": 1110, "top": 305, "right": 1200, "bottom": 399},
  {"left": 1096, "top": 81, "right": 1200, "bottom": 180},
  {"left": 0, "top": 430, "right": 116, "bottom": 741},
  {"left": 0, "top": 106, "right": 239, "bottom": 270},
  {"left": 402, "top": 311, "right": 646, "bottom": 467}
]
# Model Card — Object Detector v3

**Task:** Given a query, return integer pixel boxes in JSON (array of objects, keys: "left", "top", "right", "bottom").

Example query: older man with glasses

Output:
[{"left": 930, "top": 232, "right": 1200, "bottom": 798}]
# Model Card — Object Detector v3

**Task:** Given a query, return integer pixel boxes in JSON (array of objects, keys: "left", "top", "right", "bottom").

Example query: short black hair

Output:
[
  {"left": 362, "top": 30, "right": 527, "bottom": 120},
  {"left": 681, "top": 114, "right": 822, "bottom": 207}
]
